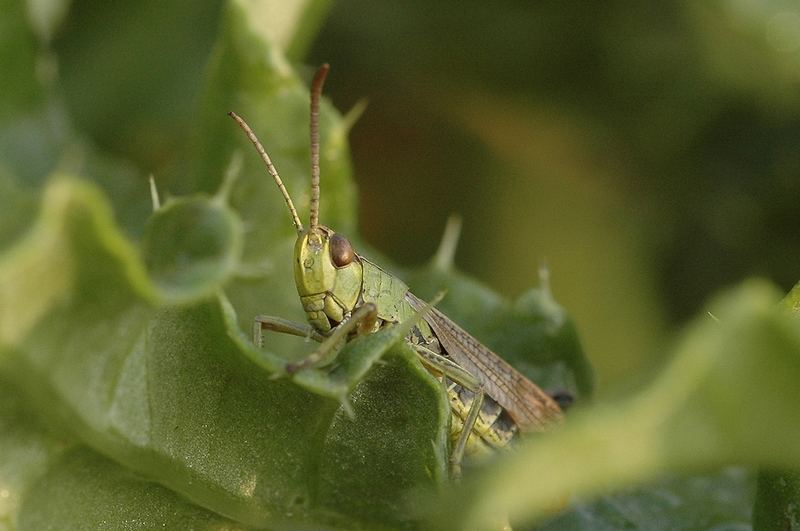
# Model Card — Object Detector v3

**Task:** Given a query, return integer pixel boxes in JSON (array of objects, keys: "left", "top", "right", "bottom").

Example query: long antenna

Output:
[
  {"left": 309, "top": 63, "right": 330, "bottom": 231},
  {"left": 228, "top": 111, "right": 304, "bottom": 233}
]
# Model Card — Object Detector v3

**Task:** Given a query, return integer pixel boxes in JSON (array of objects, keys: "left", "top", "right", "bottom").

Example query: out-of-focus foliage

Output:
[
  {"left": 310, "top": 0, "right": 800, "bottom": 390},
  {"left": 0, "top": 0, "right": 799, "bottom": 529}
]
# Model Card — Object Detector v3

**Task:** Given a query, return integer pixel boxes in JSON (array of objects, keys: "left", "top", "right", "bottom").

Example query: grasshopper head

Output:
[
  {"left": 293, "top": 226, "right": 363, "bottom": 332},
  {"left": 231, "top": 64, "right": 360, "bottom": 333}
]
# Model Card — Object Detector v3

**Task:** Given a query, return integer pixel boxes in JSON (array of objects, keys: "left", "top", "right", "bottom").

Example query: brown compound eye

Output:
[{"left": 330, "top": 233, "right": 355, "bottom": 267}]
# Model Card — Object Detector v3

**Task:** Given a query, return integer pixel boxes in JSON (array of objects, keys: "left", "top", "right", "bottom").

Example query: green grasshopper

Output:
[{"left": 228, "top": 64, "right": 563, "bottom": 477}]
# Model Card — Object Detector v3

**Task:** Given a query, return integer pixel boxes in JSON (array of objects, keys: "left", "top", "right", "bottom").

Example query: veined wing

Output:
[{"left": 406, "top": 292, "right": 563, "bottom": 431}]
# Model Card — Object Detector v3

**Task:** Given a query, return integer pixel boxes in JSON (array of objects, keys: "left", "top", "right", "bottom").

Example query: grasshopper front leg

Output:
[
  {"left": 413, "top": 344, "right": 484, "bottom": 480},
  {"left": 286, "top": 303, "right": 378, "bottom": 373},
  {"left": 253, "top": 315, "right": 325, "bottom": 347},
  {"left": 253, "top": 303, "right": 379, "bottom": 374}
]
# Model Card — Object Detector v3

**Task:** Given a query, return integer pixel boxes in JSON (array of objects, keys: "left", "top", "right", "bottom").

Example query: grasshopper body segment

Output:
[
  {"left": 361, "top": 259, "right": 415, "bottom": 324},
  {"left": 405, "top": 292, "right": 563, "bottom": 431},
  {"left": 230, "top": 64, "right": 563, "bottom": 475}
]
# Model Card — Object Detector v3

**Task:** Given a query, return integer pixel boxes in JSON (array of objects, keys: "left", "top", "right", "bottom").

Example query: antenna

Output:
[
  {"left": 309, "top": 63, "right": 330, "bottom": 231},
  {"left": 228, "top": 111, "right": 304, "bottom": 233}
]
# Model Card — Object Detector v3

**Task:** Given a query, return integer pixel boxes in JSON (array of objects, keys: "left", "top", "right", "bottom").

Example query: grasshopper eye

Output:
[{"left": 330, "top": 233, "right": 355, "bottom": 267}]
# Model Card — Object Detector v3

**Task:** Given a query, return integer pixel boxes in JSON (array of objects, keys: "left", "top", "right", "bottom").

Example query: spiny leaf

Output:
[{"left": 142, "top": 195, "right": 243, "bottom": 302}]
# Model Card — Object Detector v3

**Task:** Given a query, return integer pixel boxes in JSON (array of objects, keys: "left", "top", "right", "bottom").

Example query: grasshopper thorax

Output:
[{"left": 294, "top": 226, "right": 363, "bottom": 333}]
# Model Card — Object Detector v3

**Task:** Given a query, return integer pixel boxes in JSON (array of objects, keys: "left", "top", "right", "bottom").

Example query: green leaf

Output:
[
  {"left": 752, "top": 285, "right": 800, "bottom": 531},
  {"left": 52, "top": 0, "right": 333, "bottom": 168},
  {"left": 14, "top": 445, "right": 241, "bottom": 530},
  {"left": 232, "top": 0, "right": 334, "bottom": 62},
  {"left": 0, "top": 0, "right": 65, "bottom": 188},
  {"left": 0, "top": 374, "right": 71, "bottom": 529},
  {"left": 0, "top": 0, "right": 43, "bottom": 119},
  {"left": 0, "top": 168, "right": 38, "bottom": 253},
  {"left": 434, "top": 280, "right": 800, "bottom": 530},
  {"left": 753, "top": 469, "right": 800, "bottom": 531},
  {"left": 0, "top": 177, "right": 156, "bottom": 348},
  {"left": 541, "top": 468, "right": 754, "bottom": 530},
  {"left": 3, "top": 368, "right": 233, "bottom": 530},
  {"left": 142, "top": 194, "right": 243, "bottom": 302}
]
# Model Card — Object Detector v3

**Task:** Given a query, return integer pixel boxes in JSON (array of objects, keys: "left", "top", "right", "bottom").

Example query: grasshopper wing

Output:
[{"left": 406, "top": 292, "right": 563, "bottom": 431}]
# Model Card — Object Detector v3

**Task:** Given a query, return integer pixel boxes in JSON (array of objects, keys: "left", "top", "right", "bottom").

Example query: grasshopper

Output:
[{"left": 228, "top": 64, "right": 563, "bottom": 477}]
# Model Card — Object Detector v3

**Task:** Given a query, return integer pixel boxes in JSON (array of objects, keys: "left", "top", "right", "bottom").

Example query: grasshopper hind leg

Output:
[
  {"left": 450, "top": 383, "right": 484, "bottom": 480},
  {"left": 412, "top": 344, "right": 485, "bottom": 480}
]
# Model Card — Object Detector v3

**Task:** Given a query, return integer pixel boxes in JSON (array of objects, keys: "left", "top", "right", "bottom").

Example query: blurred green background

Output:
[{"left": 43, "top": 0, "right": 800, "bottom": 393}]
